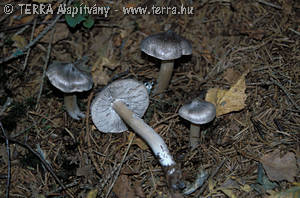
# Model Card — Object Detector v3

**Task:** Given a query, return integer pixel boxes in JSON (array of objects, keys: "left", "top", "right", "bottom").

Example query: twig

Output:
[
  {"left": 36, "top": 27, "right": 55, "bottom": 107},
  {"left": 85, "top": 91, "right": 104, "bottom": 175},
  {"left": 23, "top": 18, "right": 37, "bottom": 71},
  {"left": 0, "top": 0, "right": 74, "bottom": 64},
  {"left": 0, "top": 136, "right": 74, "bottom": 197},
  {"left": 0, "top": 97, "right": 13, "bottom": 116},
  {"left": 257, "top": 0, "right": 282, "bottom": 9},
  {"left": 270, "top": 76, "right": 300, "bottom": 111},
  {"left": 104, "top": 133, "right": 135, "bottom": 198},
  {"left": 183, "top": 169, "right": 209, "bottom": 195},
  {"left": 196, "top": 159, "right": 226, "bottom": 196},
  {"left": 0, "top": 121, "right": 11, "bottom": 198},
  {"left": 46, "top": 180, "right": 80, "bottom": 196},
  {"left": 288, "top": 28, "right": 300, "bottom": 36},
  {"left": 152, "top": 113, "right": 178, "bottom": 128}
]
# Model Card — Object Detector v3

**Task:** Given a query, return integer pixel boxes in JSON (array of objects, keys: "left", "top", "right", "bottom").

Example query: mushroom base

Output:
[
  {"left": 163, "top": 164, "right": 185, "bottom": 191},
  {"left": 64, "top": 94, "right": 85, "bottom": 120}
]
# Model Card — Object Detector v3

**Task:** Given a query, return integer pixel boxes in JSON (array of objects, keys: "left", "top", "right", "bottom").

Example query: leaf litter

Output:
[{"left": 0, "top": 1, "right": 299, "bottom": 198}]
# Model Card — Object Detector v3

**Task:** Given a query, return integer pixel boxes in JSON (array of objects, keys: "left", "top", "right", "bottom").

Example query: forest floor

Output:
[{"left": 0, "top": 0, "right": 299, "bottom": 198}]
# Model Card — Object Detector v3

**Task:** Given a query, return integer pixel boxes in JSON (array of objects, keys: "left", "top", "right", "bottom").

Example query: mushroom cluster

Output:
[{"left": 43, "top": 29, "right": 216, "bottom": 194}]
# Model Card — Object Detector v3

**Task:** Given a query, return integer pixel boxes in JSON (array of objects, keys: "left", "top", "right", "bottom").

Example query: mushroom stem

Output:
[
  {"left": 113, "top": 100, "right": 183, "bottom": 190},
  {"left": 113, "top": 100, "right": 174, "bottom": 166},
  {"left": 154, "top": 60, "right": 174, "bottom": 94},
  {"left": 64, "top": 94, "right": 85, "bottom": 120},
  {"left": 190, "top": 123, "right": 200, "bottom": 149}
]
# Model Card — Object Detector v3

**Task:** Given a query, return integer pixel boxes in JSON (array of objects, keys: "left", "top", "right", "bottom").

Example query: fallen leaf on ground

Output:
[
  {"left": 223, "top": 68, "right": 241, "bottom": 84},
  {"left": 261, "top": 149, "right": 297, "bottom": 182},
  {"left": 267, "top": 186, "right": 300, "bottom": 198},
  {"left": 91, "top": 57, "right": 110, "bottom": 86},
  {"left": 113, "top": 175, "right": 136, "bottom": 198},
  {"left": 219, "top": 188, "right": 237, "bottom": 198},
  {"left": 85, "top": 189, "right": 98, "bottom": 198},
  {"left": 12, "top": 35, "right": 27, "bottom": 49},
  {"left": 205, "top": 71, "right": 248, "bottom": 117},
  {"left": 41, "top": 23, "right": 69, "bottom": 43}
]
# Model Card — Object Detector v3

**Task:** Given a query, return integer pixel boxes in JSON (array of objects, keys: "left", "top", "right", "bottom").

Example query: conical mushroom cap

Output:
[
  {"left": 46, "top": 61, "right": 93, "bottom": 93},
  {"left": 91, "top": 79, "right": 149, "bottom": 133},
  {"left": 141, "top": 30, "right": 192, "bottom": 60},
  {"left": 179, "top": 99, "right": 216, "bottom": 124}
]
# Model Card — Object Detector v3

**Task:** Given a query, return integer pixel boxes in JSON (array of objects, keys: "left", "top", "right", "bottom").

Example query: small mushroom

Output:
[
  {"left": 91, "top": 79, "right": 183, "bottom": 190},
  {"left": 141, "top": 30, "right": 192, "bottom": 94},
  {"left": 179, "top": 99, "right": 216, "bottom": 149},
  {"left": 46, "top": 61, "right": 93, "bottom": 120}
]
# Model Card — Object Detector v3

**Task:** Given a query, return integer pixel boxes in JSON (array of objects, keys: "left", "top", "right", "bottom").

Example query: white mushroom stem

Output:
[
  {"left": 64, "top": 94, "right": 85, "bottom": 120},
  {"left": 190, "top": 123, "right": 201, "bottom": 149},
  {"left": 113, "top": 100, "right": 175, "bottom": 166},
  {"left": 113, "top": 100, "right": 183, "bottom": 190},
  {"left": 154, "top": 60, "right": 174, "bottom": 94}
]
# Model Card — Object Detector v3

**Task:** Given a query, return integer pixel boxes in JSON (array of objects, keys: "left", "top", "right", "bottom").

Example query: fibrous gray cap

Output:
[
  {"left": 91, "top": 79, "right": 149, "bottom": 133},
  {"left": 141, "top": 30, "right": 192, "bottom": 60},
  {"left": 46, "top": 61, "right": 93, "bottom": 93},
  {"left": 179, "top": 99, "right": 216, "bottom": 124}
]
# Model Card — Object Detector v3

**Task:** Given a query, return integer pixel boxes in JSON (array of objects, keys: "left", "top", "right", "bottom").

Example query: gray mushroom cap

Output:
[
  {"left": 91, "top": 79, "right": 149, "bottom": 133},
  {"left": 46, "top": 61, "right": 93, "bottom": 93},
  {"left": 179, "top": 99, "right": 216, "bottom": 125},
  {"left": 140, "top": 30, "right": 192, "bottom": 60}
]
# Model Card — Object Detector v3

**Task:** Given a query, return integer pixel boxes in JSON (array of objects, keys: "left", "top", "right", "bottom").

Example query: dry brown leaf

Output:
[
  {"left": 19, "top": 15, "right": 35, "bottom": 24},
  {"left": 223, "top": 68, "right": 241, "bottom": 84},
  {"left": 261, "top": 149, "right": 298, "bottom": 182},
  {"left": 113, "top": 175, "right": 136, "bottom": 198},
  {"left": 41, "top": 23, "right": 69, "bottom": 44},
  {"left": 205, "top": 71, "right": 248, "bottom": 117},
  {"left": 133, "top": 181, "right": 146, "bottom": 198},
  {"left": 91, "top": 57, "right": 110, "bottom": 86}
]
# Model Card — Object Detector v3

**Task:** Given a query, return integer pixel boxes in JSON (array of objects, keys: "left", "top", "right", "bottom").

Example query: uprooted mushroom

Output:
[{"left": 90, "top": 79, "right": 184, "bottom": 190}]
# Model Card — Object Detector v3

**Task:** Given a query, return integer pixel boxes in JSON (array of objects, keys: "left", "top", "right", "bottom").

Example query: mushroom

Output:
[
  {"left": 91, "top": 79, "right": 183, "bottom": 190},
  {"left": 179, "top": 99, "right": 216, "bottom": 149},
  {"left": 46, "top": 61, "right": 93, "bottom": 120},
  {"left": 141, "top": 30, "right": 192, "bottom": 94}
]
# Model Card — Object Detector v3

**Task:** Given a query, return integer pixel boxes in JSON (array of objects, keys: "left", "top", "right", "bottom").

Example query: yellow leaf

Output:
[
  {"left": 11, "top": 35, "right": 27, "bottom": 49},
  {"left": 86, "top": 189, "right": 98, "bottom": 198},
  {"left": 101, "top": 57, "right": 120, "bottom": 70},
  {"left": 267, "top": 186, "right": 300, "bottom": 198},
  {"left": 206, "top": 71, "right": 248, "bottom": 117},
  {"left": 219, "top": 188, "right": 237, "bottom": 198},
  {"left": 240, "top": 184, "right": 251, "bottom": 192},
  {"left": 208, "top": 178, "right": 216, "bottom": 191}
]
